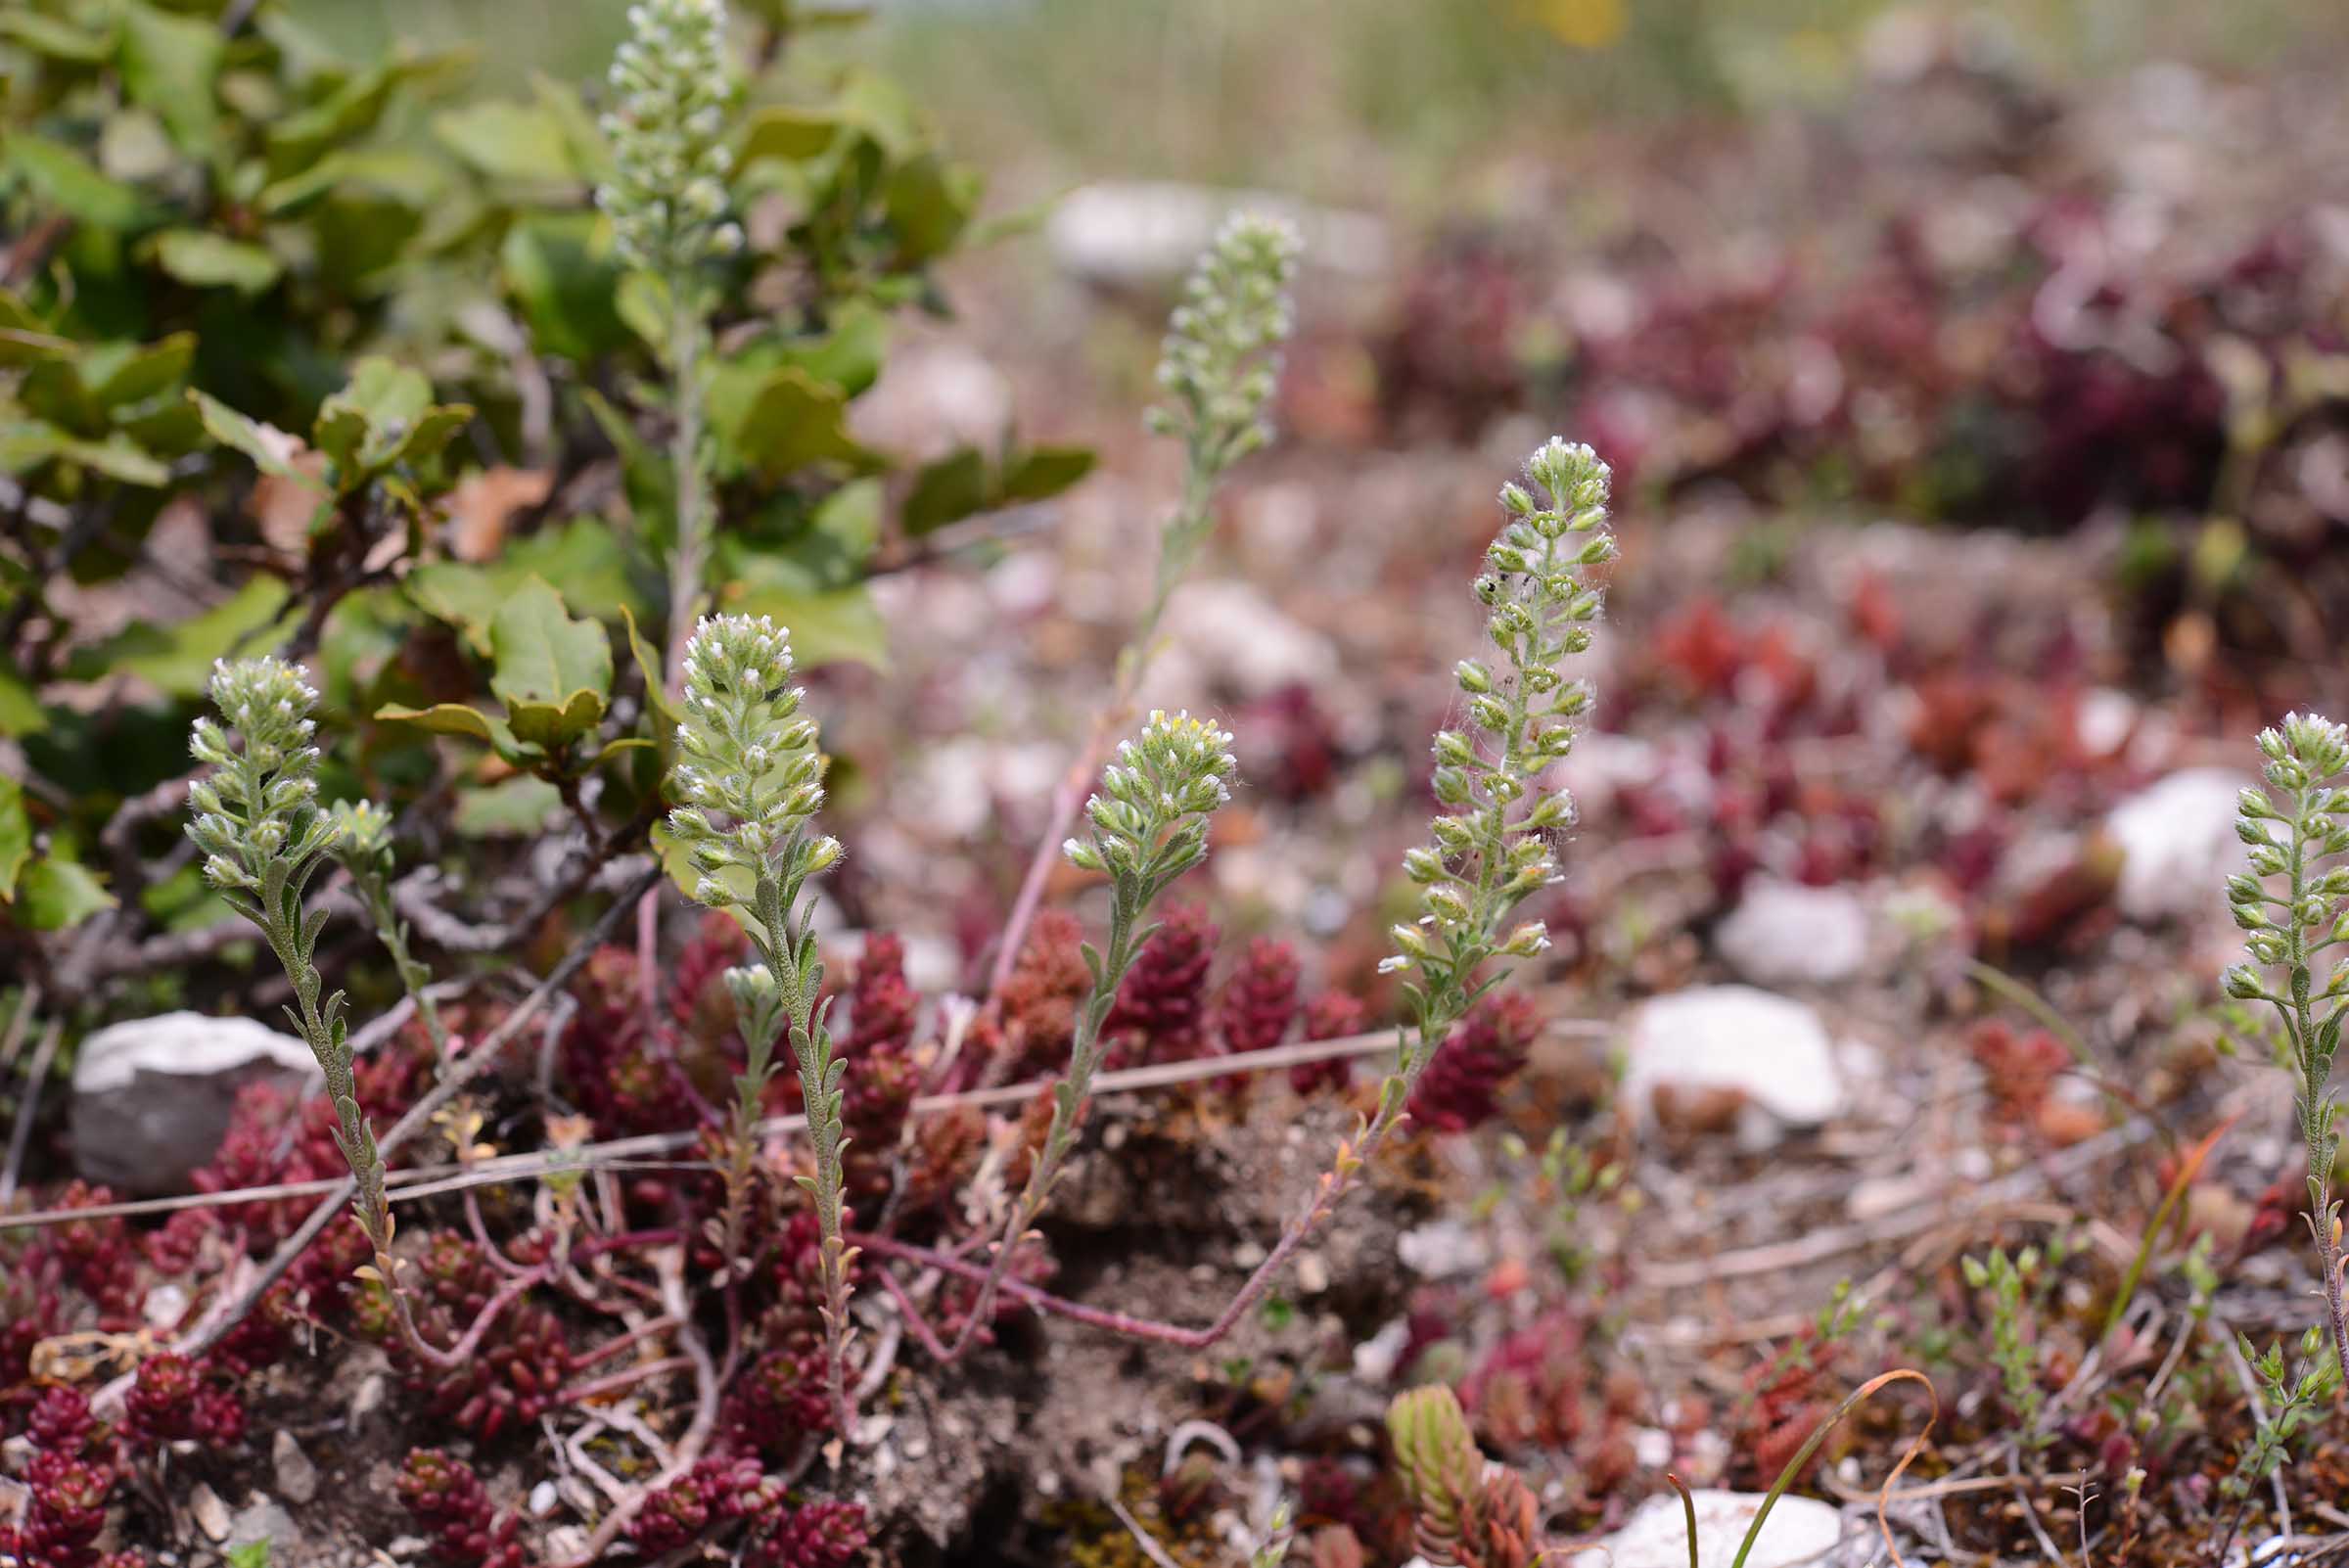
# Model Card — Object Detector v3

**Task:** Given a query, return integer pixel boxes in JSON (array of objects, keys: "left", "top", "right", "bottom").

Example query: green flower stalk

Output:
[
  {"left": 1199, "top": 438, "right": 1611, "bottom": 1338},
  {"left": 596, "top": 0, "right": 743, "bottom": 689},
  {"left": 946, "top": 709, "right": 1236, "bottom": 1357},
  {"left": 2223, "top": 711, "right": 2349, "bottom": 1379},
  {"left": 188, "top": 661, "right": 413, "bottom": 1317},
  {"left": 328, "top": 800, "right": 447, "bottom": 1060},
  {"left": 863, "top": 440, "right": 1620, "bottom": 1360},
  {"left": 596, "top": 0, "right": 743, "bottom": 283},
  {"left": 1382, "top": 437, "right": 1610, "bottom": 1057},
  {"left": 1140, "top": 211, "right": 1303, "bottom": 640},
  {"left": 989, "top": 214, "right": 1298, "bottom": 998},
  {"left": 665, "top": 614, "right": 853, "bottom": 1430}
]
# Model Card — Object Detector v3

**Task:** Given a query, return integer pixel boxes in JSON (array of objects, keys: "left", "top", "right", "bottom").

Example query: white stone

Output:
[
  {"left": 1562, "top": 1489, "right": 1847, "bottom": 1568},
  {"left": 2106, "top": 767, "right": 2261, "bottom": 924},
  {"left": 1715, "top": 879, "right": 1870, "bottom": 986},
  {"left": 1352, "top": 1318, "right": 1413, "bottom": 1384},
  {"left": 1624, "top": 988, "right": 1848, "bottom": 1134},
  {"left": 1046, "top": 182, "right": 1390, "bottom": 289},
  {"left": 1396, "top": 1218, "right": 1490, "bottom": 1280},
  {"left": 69, "top": 1011, "right": 321, "bottom": 1194},
  {"left": 271, "top": 1429, "right": 318, "bottom": 1504}
]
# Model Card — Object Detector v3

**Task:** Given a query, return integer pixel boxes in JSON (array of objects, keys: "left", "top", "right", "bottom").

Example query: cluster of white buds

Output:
[
  {"left": 187, "top": 658, "right": 338, "bottom": 912},
  {"left": 668, "top": 614, "right": 841, "bottom": 912},
  {"left": 1384, "top": 438, "right": 1616, "bottom": 1009},
  {"left": 595, "top": 0, "right": 743, "bottom": 278},
  {"left": 328, "top": 799, "right": 394, "bottom": 874},
  {"left": 188, "top": 659, "right": 397, "bottom": 1275},
  {"left": 1063, "top": 710, "right": 1236, "bottom": 897},
  {"left": 1145, "top": 212, "right": 1303, "bottom": 474},
  {"left": 2225, "top": 714, "right": 2349, "bottom": 1007}
]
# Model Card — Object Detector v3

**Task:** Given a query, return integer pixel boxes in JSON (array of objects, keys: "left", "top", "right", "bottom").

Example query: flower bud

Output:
[{"left": 1497, "top": 922, "right": 1550, "bottom": 958}]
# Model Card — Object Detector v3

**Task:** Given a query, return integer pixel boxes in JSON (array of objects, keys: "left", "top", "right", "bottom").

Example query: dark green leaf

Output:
[
  {"left": 88, "top": 333, "right": 194, "bottom": 409},
  {"left": 1000, "top": 444, "right": 1095, "bottom": 503},
  {"left": 501, "top": 212, "right": 627, "bottom": 363},
  {"left": 719, "top": 366, "right": 875, "bottom": 481},
  {"left": 900, "top": 446, "right": 988, "bottom": 536},
  {"left": 881, "top": 154, "right": 979, "bottom": 266}
]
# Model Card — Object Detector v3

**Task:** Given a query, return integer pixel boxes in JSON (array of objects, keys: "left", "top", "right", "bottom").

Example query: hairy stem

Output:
[
  {"left": 2286, "top": 783, "right": 2349, "bottom": 1383},
  {"left": 950, "top": 901, "right": 1139, "bottom": 1358}
]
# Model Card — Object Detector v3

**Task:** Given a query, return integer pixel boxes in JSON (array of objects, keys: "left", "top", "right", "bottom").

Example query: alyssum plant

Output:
[
  {"left": 665, "top": 613, "right": 856, "bottom": 1433},
  {"left": 2224, "top": 712, "right": 2349, "bottom": 1380},
  {"left": 595, "top": 0, "right": 745, "bottom": 681},
  {"left": 863, "top": 436, "right": 1619, "bottom": 1357},
  {"left": 186, "top": 660, "right": 443, "bottom": 1356},
  {"left": 991, "top": 211, "right": 1301, "bottom": 992}
]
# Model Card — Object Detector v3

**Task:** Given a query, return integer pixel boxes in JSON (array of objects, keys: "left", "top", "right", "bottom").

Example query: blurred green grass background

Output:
[{"left": 300, "top": 0, "right": 2349, "bottom": 209}]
